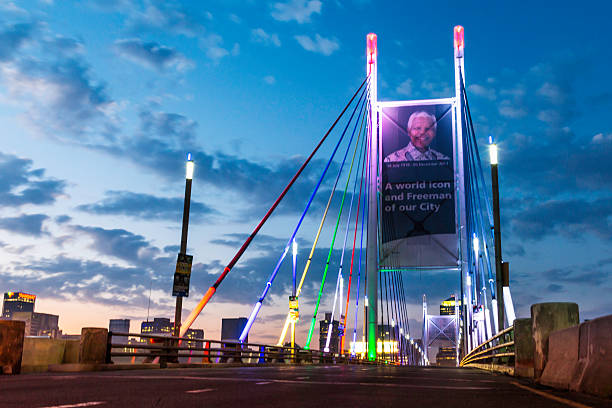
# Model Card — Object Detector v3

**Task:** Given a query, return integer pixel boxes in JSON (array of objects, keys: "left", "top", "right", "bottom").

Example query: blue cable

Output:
[{"left": 239, "top": 81, "right": 370, "bottom": 342}]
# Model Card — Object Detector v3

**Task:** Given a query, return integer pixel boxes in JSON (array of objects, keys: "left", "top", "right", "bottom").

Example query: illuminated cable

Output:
[
  {"left": 239, "top": 83, "right": 370, "bottom": 343},
  {"left": 180, "top": 77, "right": 369, "bottom": 337},
  {"left": 304, "top": 106, "right": 368, "bottom": 349}
]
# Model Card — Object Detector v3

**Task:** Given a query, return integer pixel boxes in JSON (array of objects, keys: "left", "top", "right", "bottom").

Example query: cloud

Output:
[
  {"left": 251, "top": 28, "right": 281, "bottom": 47},
  {"left": 200, "top": 33, "right": 230, "bottom": 61},
  {"left": 395, "top": 79, "right": 413, "bottom": 96},
  {"left": 0, "top": 152, "right": 66, "bottom": 207},
  {"left": 127, "top": 2, "right": 207, "bottom": 37},
  {"left": 294, "top": 34, "right": 339, "bottom": 56},
  {"left": 510, "top": 198, "right": 612, "bottom": 240},
  {"left": 72, "top": 225, "right": 159, "bottom": 264},
  {"left": 0, "top": 214, "right": 48, "bottom": 236},
  {"left": 0, "top": 22, "right": 36, "bottom": 62},
  {"left": 228, "top": 13, "right": 241, "bottom": 24},
  {"left": 77, "top": 190, "right": 216, "bottom": 222},
  {"left": 271, "top": 0, "right": 322, "bottom": 23},
  {"left": 114, "top": 38, "right": 194, "bottom": 72},
  {"left": 0, "top": 45, "right": 118, "bottom": 144},
  {"left": 263, "top": 75, "right": 276, "bottom": 85}
]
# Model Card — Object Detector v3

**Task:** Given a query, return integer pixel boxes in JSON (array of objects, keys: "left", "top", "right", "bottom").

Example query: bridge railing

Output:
[
  {"left": 459, "top": 325, "right": 514, "bottom": 374},
  {"left": 106, "top": 331, "right": 378, "bottom": 367}
]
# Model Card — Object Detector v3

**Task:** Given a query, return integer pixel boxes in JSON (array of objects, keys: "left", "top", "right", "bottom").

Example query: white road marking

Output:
[
  {"left": 101, "top": 375, "right": 491, "bottom": 390},
  {"left": 185, "top": 388, "right": 215, "bottom": 394},
  {"left": 511, "top": 381, "right": 592, "bottom": 408},
  {"left": 38, "top": 402, "right": 106, "bottom": 408},
  {"left": 296, "top": 376, "right": 309, "bottom": 379},
  {"left": 256, "top": 381, "right": 272, "bottom": 385}
]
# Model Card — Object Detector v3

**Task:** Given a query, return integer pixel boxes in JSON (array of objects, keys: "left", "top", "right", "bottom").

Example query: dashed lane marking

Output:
[
  {"left": 186, "top": 388, "right": 215, "bottom": 394},
  {"left": 256, "top": 381, "right": 272, "bottom": 385},
  {"left": 37, "top": 402, "right": 106, "bottom": 408}
]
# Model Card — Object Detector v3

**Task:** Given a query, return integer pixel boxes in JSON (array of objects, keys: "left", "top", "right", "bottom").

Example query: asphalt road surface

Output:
[{"left": 1, "top": 365, "right": 611, "bottom": 408}]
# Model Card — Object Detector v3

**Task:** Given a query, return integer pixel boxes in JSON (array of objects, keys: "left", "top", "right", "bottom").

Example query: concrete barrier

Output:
[
  {"left": 570, "top": 315, "right": 612, "bottom": 398},
  {"left": 21, "top": 338, "right": 81, "bottom": 373},
  {"left": 0, "top": 320, "right": 25, "bottom": 374},
  {"left": 539, "top": 325, "right": 579, "bottom": 389},
  {"left": 79, "top": 328, "right": 108, "bottom": 364},
  {"left": 514, "top": 318, "right": 534, "bottom": 378},
  {"left": 531, "top": 302, "right": 579, "bottom": 378}
]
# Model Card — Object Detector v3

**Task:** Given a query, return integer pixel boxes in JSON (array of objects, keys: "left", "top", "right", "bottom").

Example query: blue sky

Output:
[{"left": 0, "top": 0, "right": 611, "bottom": 344}]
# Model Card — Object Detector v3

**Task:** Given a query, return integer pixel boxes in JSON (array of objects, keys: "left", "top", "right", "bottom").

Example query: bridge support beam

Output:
[{"left": 365, "top": 33, "right": 378, "bottom": 361}]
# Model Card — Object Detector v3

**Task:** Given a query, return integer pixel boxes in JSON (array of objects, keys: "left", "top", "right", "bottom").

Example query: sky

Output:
[{"left": 1, "top": 0, "right": 611, "bottom": 346}]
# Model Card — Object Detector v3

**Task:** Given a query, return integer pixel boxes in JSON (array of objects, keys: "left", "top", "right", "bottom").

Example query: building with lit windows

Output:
[
  {"left": 440, "top": 295, "right": 460, "bottom": 316},
  {"left": 319, "top": 312, "right": 339, "bottom": 353},
  {"left": 435, "top": 347, "right": 457, "bottom": 366},
  {"left": 140, "top": 318, "right": 173, "bottom": 337},
  {"left": 2, "top": 292, "right": 36, "bottom": 319}
]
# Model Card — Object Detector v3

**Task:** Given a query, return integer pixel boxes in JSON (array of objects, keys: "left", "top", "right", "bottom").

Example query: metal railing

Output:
[
  {"left": 460, "top": 325, "right": 514, "bottom": 372},
  {"left": 106, "top": 331, "right": 379, "bottom": 367}
]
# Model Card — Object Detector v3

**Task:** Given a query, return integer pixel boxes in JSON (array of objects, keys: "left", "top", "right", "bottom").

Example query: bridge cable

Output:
[
  {"left": 239, "top": 83, "right": 370, "bottom": 342},
  {"left": 351, "top": 121, "right": 370, "bottom": 356},
  {"left": 304, "top": 101, "right": 368, "bottom": 349},
  {"left": 340, "top": 108, "right": 369, "bottom": 353},
  {"left": 275, "top": 92, "right": 370, "bottom": 346},
  {"left": 179, "top": 77, "right": 369, "bottom": 337},
  {"left": 324, "top": 120, "right": 368, "bottom": 352}
]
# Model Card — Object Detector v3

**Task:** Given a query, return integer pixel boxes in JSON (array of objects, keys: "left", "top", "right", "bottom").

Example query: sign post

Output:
[{"left": 173, "top": 154, "right": 194, "bottom": 338}]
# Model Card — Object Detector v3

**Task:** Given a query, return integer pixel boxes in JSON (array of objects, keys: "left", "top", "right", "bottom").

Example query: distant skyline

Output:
[{"left": 1, "top": 1, "right": 611, "bottom": 344}]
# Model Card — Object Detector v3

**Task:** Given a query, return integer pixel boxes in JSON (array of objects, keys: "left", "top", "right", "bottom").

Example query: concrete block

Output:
[
  {"left": 539, "top": 325, "right": 579, "bottom": 389},
  {"left": 571, "top": 314, "right": 612, "bottom": 398},
  {"left": 531, "top": 302, "right": 579, "bottom": 378},
  {"left": 22, "top": 338, "right": 66, "bottom": 368},
  {"left": 79, "top": 328, "right": 108, "bottom": 364},
  {"left": 0, "top": 320, "right": 25, "bottom": 374},
  {"left": 514, "top": 318, "right": 534, "bottom": 378},
  {"left": 63, "top": 340, "right": 79, "bottom": 363}
]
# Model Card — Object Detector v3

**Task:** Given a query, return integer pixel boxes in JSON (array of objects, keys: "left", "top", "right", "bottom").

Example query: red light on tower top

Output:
[
  {"left": 367, "top": 33, "right": 377, "bottom": 67},
  {"left": 454, "top": 26, "right": 464, "bottom": 58}
]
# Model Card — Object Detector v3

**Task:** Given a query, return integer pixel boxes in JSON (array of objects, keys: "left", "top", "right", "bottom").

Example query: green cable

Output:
[{"left": 304, "top": 110, "right": 367, "bottom": 349}]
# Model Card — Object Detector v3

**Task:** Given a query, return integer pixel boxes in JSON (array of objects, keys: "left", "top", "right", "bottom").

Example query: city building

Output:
[
  {"left": 140, "top": 318, "right": 173, "bottom": 337},
  {"left": 2, "top": 292, "right": 36, "bottom": 319},
  {"left": 12, "top": 311, "right": 60, "bottom": 337},
  {"left": 109, "top": 319, "right": 130, "bottom": 344},
  {"left": 435, "top": 347, "right": 457, "bottom": 366},
  {"left": 440, "top": 295, "right": 460, "bottom": 316},
  {"left": 319, "top": 312, "right": 339, "bottom": 353},
  {"left": 221, "top": 317, "right": 248, "bottom": 343},
  {"left": 139, "top": 318, "right": 203, "bottom": 349},
  {"left": 184, "top": 328, "right": 204, "bottom": 349}
]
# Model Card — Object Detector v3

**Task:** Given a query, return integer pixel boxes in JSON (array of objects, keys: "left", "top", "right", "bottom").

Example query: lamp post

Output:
[
  {"left": 173, "top": 153, "right": 194, "bottom": 338},
  {"left": 489, "top": 137, "right": 505, "bottom": 331}
]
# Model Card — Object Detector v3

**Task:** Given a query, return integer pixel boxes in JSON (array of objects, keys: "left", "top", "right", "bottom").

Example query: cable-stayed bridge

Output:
[{"left": 170, "top": 26, "right": 516, "bottom": 366}]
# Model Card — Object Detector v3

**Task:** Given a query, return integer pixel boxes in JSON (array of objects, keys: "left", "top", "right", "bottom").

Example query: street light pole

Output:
[
  {"left": 174, "top": 153, "right": 194, "bottom": 337},
  {"left": 489, "top": 138, "right": 505, "bottom": 331}
]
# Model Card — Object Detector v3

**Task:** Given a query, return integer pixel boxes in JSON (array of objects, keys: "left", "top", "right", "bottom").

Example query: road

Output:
[{"left": 1, "top": 365, "right": 611, "bottom": 408}]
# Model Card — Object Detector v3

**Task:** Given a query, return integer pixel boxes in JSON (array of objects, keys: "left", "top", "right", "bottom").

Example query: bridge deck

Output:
[{"left": 2, "top": 365, "right": 610, "bottom": 408}]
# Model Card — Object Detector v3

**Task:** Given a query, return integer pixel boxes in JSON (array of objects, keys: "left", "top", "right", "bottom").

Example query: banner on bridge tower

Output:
[{"left": 379, "top": 100, "right": 458, "bottom": 268}]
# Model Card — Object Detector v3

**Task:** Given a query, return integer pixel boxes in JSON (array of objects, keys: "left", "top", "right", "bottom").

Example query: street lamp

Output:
[
  {"left": 173, "top": 153, "right": 194, "bottom": 338},
  {"left": 489, "top": 137, "right": 505, "bottom": 331}
]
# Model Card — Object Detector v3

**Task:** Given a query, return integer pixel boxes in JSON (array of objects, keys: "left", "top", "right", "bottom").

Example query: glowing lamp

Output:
[
  {"left": 186, "top": 153, "right": 194, "bottom": 179},
  {"left": 454, "top": 26, "right": 464, "bottom": 58},
  {"left": 489, "top": 137, "right": 498, "bottom": 165},
  {"left": 364, "top": 296, "right": 369, "bottom": 307},
  {"left": 472, "top": 234, "right": 479, "bottom": 255}
]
